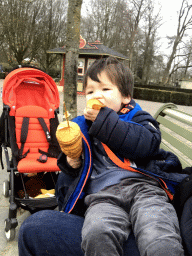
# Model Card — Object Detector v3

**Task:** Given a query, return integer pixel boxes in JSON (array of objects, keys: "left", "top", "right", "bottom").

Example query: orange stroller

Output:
[{"left": 0, "top": 67, "right": 61, "bottom": 240}]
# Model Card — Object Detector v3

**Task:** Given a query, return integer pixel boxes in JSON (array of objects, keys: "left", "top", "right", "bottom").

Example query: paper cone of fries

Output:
[{"left": 56, "top": 121, "right": 82, "bottom": 159}]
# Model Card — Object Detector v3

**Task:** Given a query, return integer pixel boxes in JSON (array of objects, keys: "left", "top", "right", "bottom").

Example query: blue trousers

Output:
[{"left": 18, "top": 210, "right": 140, "bottom": 256}]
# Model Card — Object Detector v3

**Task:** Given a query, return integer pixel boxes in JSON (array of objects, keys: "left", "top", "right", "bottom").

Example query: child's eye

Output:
[
  {"left": 103, "top": 88, "right": 110, "bottom": 91},
  {"left": 86, "top": 91, "right": 93, "bottom": 94}
]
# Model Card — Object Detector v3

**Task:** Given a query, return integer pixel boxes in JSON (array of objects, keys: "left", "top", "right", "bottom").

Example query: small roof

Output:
[{"left": 47, "top": 40, "right": 129, "bottom": 60}]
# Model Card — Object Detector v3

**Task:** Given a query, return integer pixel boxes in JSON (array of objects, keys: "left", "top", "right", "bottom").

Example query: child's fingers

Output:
[
  {"left": 67, "top": 156, "right": 82, "bottom": 168},
  {"left": 84, "top": 108, "right": 99, "bottom": 116},
  {"left": 84, "top": 108, "right": 99, "bottom": 122}
]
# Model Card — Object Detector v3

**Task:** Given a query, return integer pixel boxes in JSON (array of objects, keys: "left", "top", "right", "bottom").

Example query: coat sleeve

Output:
[{"left": 88, "top": 107, "right": 161, "bottom": 161}]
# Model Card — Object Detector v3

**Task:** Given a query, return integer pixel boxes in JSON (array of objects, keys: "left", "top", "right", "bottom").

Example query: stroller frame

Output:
[
  {"left": 3, "top": 105, "right": 18, "bottom": 240},
  {"left": 1, "top": 67, "right": 61, "bottom": 241}
]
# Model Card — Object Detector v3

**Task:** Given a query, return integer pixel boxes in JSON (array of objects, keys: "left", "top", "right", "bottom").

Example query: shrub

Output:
[{"left": 133, "top": 87, "right": 192, "bottom": 106}]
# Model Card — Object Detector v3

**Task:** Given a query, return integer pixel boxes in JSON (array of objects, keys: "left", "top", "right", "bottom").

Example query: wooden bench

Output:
[{"left": 153, "top": 103, "right": 192, "bottom": 168}]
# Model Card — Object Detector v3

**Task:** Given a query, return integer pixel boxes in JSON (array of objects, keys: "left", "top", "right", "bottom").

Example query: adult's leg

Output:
[
  {"left": 18, "top": 210, "right": 84, "bottom": 256},
  {"left": 129, "top": 179, "right": 184, "bottom": 256},
  {"left": 180, "top": 196, "right": 192, "bottom": 255}
]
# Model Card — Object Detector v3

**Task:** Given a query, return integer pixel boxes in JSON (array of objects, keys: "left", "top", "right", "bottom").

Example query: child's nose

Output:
[{"left": 93, "top": 90, "right": 102, "bottom": 99}]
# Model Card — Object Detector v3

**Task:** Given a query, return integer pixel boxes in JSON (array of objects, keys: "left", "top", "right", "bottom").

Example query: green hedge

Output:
[
  {"left": 133, "top": 87, "right": 192, "bottom": 106},
  {"left": 134, "top": 83, "right": 192, "bottom": 94}
]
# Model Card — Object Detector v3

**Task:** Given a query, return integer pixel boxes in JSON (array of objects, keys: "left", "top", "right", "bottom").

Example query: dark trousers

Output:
[{"left": 180, "top": 196, "right": 192, "bottom": 256}]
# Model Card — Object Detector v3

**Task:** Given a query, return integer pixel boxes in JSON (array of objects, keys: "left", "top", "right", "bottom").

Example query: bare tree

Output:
[
  {"left": 150, "top": 55, "right": 165, "bottom": 84},
  {"left": 161, "top": 0, "right": 192, "bottom": 85},
  {"left": 0, "top": 0, "right": 67, "bottom": 70},
  {"left": 126, "top": 0, "right": 147, "bottom": 69},
  {"left": 0, "top": 0, "right": 42, "bottom": 65},
  {"left": 141, "top": 0, "right": 162, "bottom": 84},
  {"left": 80, "top": 0, "right": 149, "bottom": 71},
  {"left": 168, "top": 41, "right": 192, "bottom": 83},
  {"left": 183, "top": 39, "right": 192, "bottom": 77},
  {"left": 36, "top": 0, "right": 67, "bottom": 72},
  {"left": 64, "top": 0, "right": 83, "bottom": 119},
  {"left": 80, "top": 15, "right": 96, "bottom": 42},
  {"left": 81, "top": 0, "right": 118, "bottom": 45}
]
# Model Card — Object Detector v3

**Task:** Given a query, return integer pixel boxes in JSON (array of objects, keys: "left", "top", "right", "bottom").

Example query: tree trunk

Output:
[
  {"left": 161, "top": 39, "right": 179, "bottom": 85},
  {"left": 64, "top": 0, "right": 82, "bottom": 119}
]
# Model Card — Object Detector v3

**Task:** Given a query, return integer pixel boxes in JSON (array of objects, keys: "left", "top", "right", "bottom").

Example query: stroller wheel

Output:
[
  {"left": 4, "top": 228, "right": 15, "bottom": 241},
  {"left": 4, "top": 218, "right": 18, "bottom": 241},
  {"left": 3, "top": 180, "right": 10, "bottom": 198}
]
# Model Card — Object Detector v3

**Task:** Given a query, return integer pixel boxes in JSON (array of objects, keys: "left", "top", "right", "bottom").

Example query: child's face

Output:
[{"left": 85, "top": 71, "right": 131, "bottom": 112}]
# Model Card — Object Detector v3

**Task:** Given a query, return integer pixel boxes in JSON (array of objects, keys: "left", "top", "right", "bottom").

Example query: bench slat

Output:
[
  {"left": 163, "top": 108, "right": 192, "bottom": 126},
  {"left": 157, "top": 115, "right": 192, "bottom": 142},
  {"left": 161, "top": 129, "right": 192, "bottom": 161},
  {"left": 160, "top": 142, "right": 191, "bottom": 168},
  {"left": 154, "top": 103, "right": 192, "bottom": 169}
]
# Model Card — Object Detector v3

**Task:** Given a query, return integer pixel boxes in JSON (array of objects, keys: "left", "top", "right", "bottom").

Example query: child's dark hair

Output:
[{"left": 83, "top": 57, "right": 134, "bottom": 98}]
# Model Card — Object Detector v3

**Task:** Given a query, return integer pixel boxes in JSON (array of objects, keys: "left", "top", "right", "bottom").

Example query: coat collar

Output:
[{"left": 119, "top": 99, "right": 136, "bottom": 115}]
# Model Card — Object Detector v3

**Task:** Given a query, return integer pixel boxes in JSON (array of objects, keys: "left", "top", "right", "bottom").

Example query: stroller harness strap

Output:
[
  {"left": 19, "top": 117, "right": 30, "bottom": 159},
  {"left": 19, "top": 116, "right": 52, "bottom": 160},
  {"left": 38, "top": 118, "right": 51, "bottom": 142}
]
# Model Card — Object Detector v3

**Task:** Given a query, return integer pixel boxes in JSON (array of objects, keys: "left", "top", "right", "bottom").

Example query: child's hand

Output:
[
  {"left": 66, "top": 156, "right": 82, "bottom": 169},
  {"left": 84, "top": 107, "right": 100, "bottom": 122}
]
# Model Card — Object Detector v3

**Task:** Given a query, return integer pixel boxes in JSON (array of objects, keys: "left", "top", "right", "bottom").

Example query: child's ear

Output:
[{"left": 122, "top": 96, "right": 131, "bottom": 105}]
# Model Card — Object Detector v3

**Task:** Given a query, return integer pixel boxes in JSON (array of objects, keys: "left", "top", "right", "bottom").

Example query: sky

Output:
[
  {"left": 157, "top": 0, "right": 183, "bottom": 55},
  {"left": 158, "top": 0, "right": 181, "bottom": 36}
]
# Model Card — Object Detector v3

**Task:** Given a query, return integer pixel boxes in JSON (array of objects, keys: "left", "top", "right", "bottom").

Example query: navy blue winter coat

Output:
[{"left": 56, "top": 100, "right": 188, "bottom": 214}]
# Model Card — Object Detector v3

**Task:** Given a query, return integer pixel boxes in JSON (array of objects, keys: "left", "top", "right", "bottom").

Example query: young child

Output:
[
  {"left": 18, "top": 57, "right": 186, "bottom": 256},
  {"left": 56, "top": 57, "right": 185, "bottom": 256}
]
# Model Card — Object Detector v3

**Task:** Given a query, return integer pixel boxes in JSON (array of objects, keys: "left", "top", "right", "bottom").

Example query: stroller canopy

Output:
[{"left": 3, "top": 68, "right": 60, "bottom": 118}]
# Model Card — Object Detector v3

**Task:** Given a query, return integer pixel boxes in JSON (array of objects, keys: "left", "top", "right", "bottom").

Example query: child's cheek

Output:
[{"left": 86, "top": 95, "right": 91, "bottom": 102}]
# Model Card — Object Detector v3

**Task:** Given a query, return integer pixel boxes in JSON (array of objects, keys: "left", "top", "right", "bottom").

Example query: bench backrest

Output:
[{"left": 154, "top": 103, "right": 192, "bottom": 168}]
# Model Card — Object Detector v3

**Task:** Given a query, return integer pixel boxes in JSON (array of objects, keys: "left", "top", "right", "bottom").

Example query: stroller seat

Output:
[{"left": 15, "top": 105, "right": 60, "bottom": 173}]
